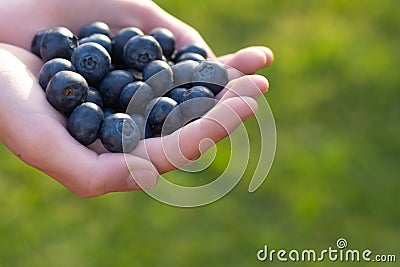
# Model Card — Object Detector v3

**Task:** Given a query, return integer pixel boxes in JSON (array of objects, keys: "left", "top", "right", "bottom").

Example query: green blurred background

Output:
[{"left": 1, "top": 0, "right": 399, "bottom": 266}]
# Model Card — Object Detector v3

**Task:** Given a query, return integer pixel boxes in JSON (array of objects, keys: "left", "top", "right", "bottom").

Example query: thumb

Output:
[{"left": 82, "top": 153, "right": 159, "bottom": 197}]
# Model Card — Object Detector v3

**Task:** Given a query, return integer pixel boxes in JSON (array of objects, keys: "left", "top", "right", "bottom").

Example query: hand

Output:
[{"left": 0, "top": 0, "right": 273, "bottom": 197}]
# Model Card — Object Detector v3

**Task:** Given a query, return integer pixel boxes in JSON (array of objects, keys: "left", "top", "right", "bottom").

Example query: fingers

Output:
[
  {"left": 217, "top": 74, "right": 270, "bottom": 101},
  {"left": 218, "top": 46, "right": 274, "bottom": 75},
  {"left": 133, "top": 96, "right": 258, "bottom": 173}
]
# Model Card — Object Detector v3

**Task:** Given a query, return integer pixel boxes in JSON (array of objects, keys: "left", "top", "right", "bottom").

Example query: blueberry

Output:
[
  {"left": 174, "top": 43, "right": 208, "bottom": 61},
  {"left": 142, "top": 60, "right": 173, "bottom": 97},
  {"left": 31, "top": 29, "right": 47, "bottom": 58},
  {"left": 120, "top": 81, "right": 153, "bottom": 114},
  {"left": 38, "top": 58, "right": 76, "bottom": 90},
  {"left": 98, "top": 70, "right": 135, "bottom": 108},
  {"left": 171, "top": 60, "right": 200, "bottom": 88},
  {"left": 125, "top": 68, "right": 143, "bottom": 81},
  {"left": 192, "top": 60, "right": 229, "bottom": 95},
  {"left": 67, "top": 102, "right": 104, "bottom": 145},
  {"left": 46, "top": 71, "right": 88, "bottom": 115},
  {"left": 162, "top": 104, "right": 184, "bottom": 135},
  {"left": 123, "top": 35, "right": 163, "bottom": 71},
  {"left": 149, "top": 27, "right": 176, "bottom": 60},
  {"left": 78, "top": 21, "right": 110, "bottom": 39},
  {"left": 145, "top": 97, "right": 183, "bottom": 135},
  {"left": 130, "top": 114, "right": 152, "bottom": 140},
  {"left": 168, "top": 87, "right": 187, "bottom": 104},
  {"left": 180, "top": 86, "right": 216, "bottom": 120},
  {"left": 71, "top": 42, "right": 111, "bottom": 85},
  {"left": 175, "top": 52, "right": 205, "bottom": 63},
  {"left": 40, "top": 27, "right": 78, "bottom": 62},
  {"left": 79, "top": 34, "right": 112, "bottom": 54},
  {"left": 100, "top": 113, "right": 141, "bottom": 153},
  {"left": 86, "top": 86, "right": 103, "bottom": 108},
  {"left": 103, "top": 107, "right": 118, "bottom": 118},
  {"left": 112, "top": 27, "right": 144, "bottom": 64}
]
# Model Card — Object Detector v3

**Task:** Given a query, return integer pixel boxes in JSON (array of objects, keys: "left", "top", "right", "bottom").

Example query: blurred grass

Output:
[{"left": 1, "top": 0, "right": 399, "bottom": 266}]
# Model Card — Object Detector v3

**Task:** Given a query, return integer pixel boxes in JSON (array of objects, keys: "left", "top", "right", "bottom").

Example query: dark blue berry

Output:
[
  {"left": 40, "top": 27, "right": 78, "bottom": 62},
  {"left": 79, "top": 34, "right": 112, "bottom": 54},
  {"left": 46, "top": 71, "right": 88, "bottom": 115},
  {"left": 125, "top": 68, "right": 143, "bottom": 81},
  {"left": 145, "top": 97, "right": 183, "bottom": 135},
  {"left": 71, "top": 42, "right": 111, "bottom": 85},
  {"left": 100, "top": 113, "right": 141, "bottom": 153},
  {"left": 171, "top": 60, "right": 200, "bottom": 88},
  {"left": 130, "top": 114, "right": 152, "bottom": 140},
  {"left": 120, "top": 81, "right": 153, "bottom": 114},
  {"left": 31, "top": 29, "right": 47, "bottom": 58},
  {"left": 174, "top": 43, "right": 208, "bottom": 61},
  {"left": 162, "top": 105, "right": 184, "bottom": 135},
  {"left": 67, "top": 102, "right": 104, "bottom": 145},
  {"left": 38, "top": 58, "right": 76, "bottom": 90},
  {"left": 86, "top": 86, "right": 103, "bottom": 108},
  {"left": 103, "top": 107, "right": 118, "bottom": 118},
  {"left": 123, "top": 35, "right": 163, "bottom": 71},
  {"left": 168, "top": 87, "right": 187, "bottom": 104},
  {"left": 112, "top": 27, "right": 144, "bottom": 64},
  {"left": 98, "top": 70, "right": 135, "bottom": 108},
  {"left": 180, "top": 86, "right": 216, "bottom": 120},
  {"left": 192, "top": 60, "right": 229, "bottom": 95},
  {"left": 142, "top": 60, "right": 173, "bottom": 97},
  {"left": 149, "top": 27, "right": 176, "bottom": 60},
  {"left": 78, "top": 21, "right": 110, "bottom": 39},
  {"left": 175, "top": 52, "right": 205, "bottom": 63}
]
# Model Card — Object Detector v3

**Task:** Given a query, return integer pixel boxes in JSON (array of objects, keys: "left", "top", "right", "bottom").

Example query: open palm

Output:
[{"left": 0, "top": 0, "right": 273, "bottom": 197}]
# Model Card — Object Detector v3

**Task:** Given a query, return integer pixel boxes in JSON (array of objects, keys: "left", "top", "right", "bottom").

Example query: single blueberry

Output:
[
  {"left": 112, "top": 27, "right": 144, "bottom": 65},
  {"left": 31, "top": 29, "right": 48, "bottom": 59},
  {"left": 123, "top": 35, "right": 163, "bottom": 71},
  {"left": 46, "top": 70, "right": 88, "bottom": 116},
  {"left": 186, "top": 85, "right": 215, "bottom": 99},
  {"left": 98, "top": 70, "right": 135, "bottom": 108},
  {"left": 168, "top": 87, "right": 187, "bottom": 104},
  {"left": 175, "top": 52, "right": 205, "bottom": 63},
  {"left": 78, "top": 21, "right": 110, "bottom": 39},
  {"left": 180, "top": 86, "right": 216, "bottom": 121},
  {"left": 86, "top": 86, "right": 103, "bottom": 108},
  {"left": 130, "top": 114, "right": 152, "bottom": 140},
  {"left": 38, "top": 58, "right": 76, "bottom": 90},
  {"left": 148, "top": 27, "right": 176, "bottom": 60},
  {"left": 144, "top": 97, "right": 183, "bottom": 135},
  {"left": 120, "top": 81, "right": 153, "bottom": 114},
  {"left": 67, "top": 102, "right": 104, "bottom": 145},
  {"left": 192, "top": 60, "right": 229, "bottom": 95},
  {"left": 103, "top": 107, "right": 118, "bottom": 118},
  {"left": 79, "top": 34, "right": 112, "bottom": 54},
  {"left": 71, "top": 42, "right": 111, "bottom": 86},
  {"left": 174, "top": 43, "right": 208, "bottom": 62},
  {"left": 125, "top": 68, "right": 143, "bottom": 81},
  {"left": 171, "top": 60, "right": 200, "bottom": 88},
  {"left": 40, "top": 27, "right": 78, "bottom": 62},
  {"left": 142, "top": 60, "right": 173, "bottom": 97},
  {"left": 161, "top": 105, "right": 185, "bottom": 135},
  {"left": 100, "top": 113, "right": 141, "bottom": 153}
]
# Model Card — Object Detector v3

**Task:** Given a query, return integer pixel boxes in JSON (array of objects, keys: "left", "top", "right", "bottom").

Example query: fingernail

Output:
[{"left": 126, "top": 170, "right": 158, "bottom": 190}]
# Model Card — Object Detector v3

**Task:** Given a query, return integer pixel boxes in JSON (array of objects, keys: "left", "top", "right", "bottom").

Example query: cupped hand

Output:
[{"left": 0, "top": 0, "right": 273, "bottom": 197}]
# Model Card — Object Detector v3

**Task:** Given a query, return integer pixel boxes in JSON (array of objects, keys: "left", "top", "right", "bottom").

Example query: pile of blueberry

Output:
[{"left": 31, "top": 22, "right": 229, "bottom": 153}]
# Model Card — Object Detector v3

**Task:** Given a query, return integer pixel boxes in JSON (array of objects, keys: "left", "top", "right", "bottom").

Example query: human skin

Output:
[{"left": 0, "top": 0, "right": 274, "bottom": 197}]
